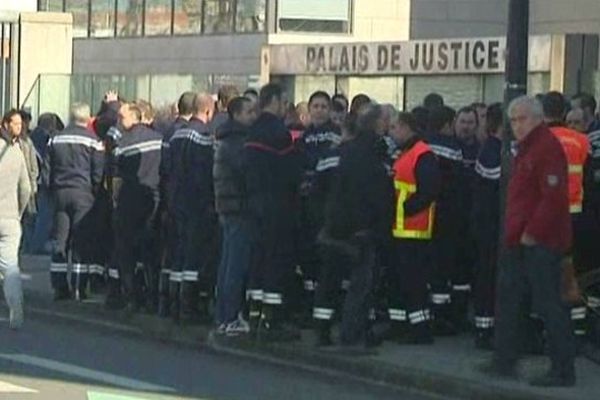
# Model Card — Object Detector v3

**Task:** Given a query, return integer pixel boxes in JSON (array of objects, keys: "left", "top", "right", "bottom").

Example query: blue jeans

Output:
[
  {"left": 215, "top": 215, "right": 254, "bottom": 325},
  {"left": 31, "top": 189, "right": 54, "bottom": 254}
]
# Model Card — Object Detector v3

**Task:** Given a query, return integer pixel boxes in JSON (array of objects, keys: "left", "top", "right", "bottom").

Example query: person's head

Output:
[
  {"left": 379, "top": 104, "right": 397, "bottom": 136},
  {"left": 411, "top": 106, "right": 429, "bottom": 134},
  {"left": 350, "top": 94, "right": 371, "bottom": 116},
  {"left": 308, "top": 91, "right": 331, "bottom": 127},
  {"left": 332, "top": 93, "right": 349, "bottom": 112},
  {"left": 37, "top": 112, "right": 64, "bottom": 133},
  {"left": 390, "top": 112, "right": 419, "bottom": 146},
  {"left": 2, "top": 109, "right": 23, "bottom": 138},
  {"left": 70, "top": 102, "right": 92, "bottom": 128},
  {"left": 355, "top": 104, "right": 384, "bottom": 136},
  {"left": 118, "top": 102, "right": 142, "bottom": 131},
  {"left": 423, "top": 93, "right": 445, "bottom": 110},
  {"left": 508, "top": 95, "right": 544, "bottom": 142},
  {"left": 427, "top": 106, "right": 456, "bottom": 136},
  {"left": 542, "top": 91, "right": 567, "bottom": 123},
  {"left": 571, "top": 93, "right": 597, "bottom": 128},
  {"left": 177, "top": 91, "right": 196, "bottom": 119},
  {"left": 259, "top": 83, "right": 287, "bottom": 118},
  {"left": 136, "top": 99, "right": 155, "bottom": 125},
  {"left": 471, "top": 102, "right": 487, "bottom": 142},
  {"left": 566, "top": 108, "right": 587, "bottom": 133},
  {"left": 455, "top": 106, "right": 479, "bottom": 142},
  {"left": 228, "top": 96, "right": 256, "bottom": 127},
  {"left": 331, "top": 101, "right": 346, "bottom": 128},
  {"left": 486, "top": 103, "right": 504, "bottom": 138},
  {"left": 218, "top": 85, "right": 240, "bottom": 112},
  {"left": 18, "top": 110, "right": 32, "bottom": 134},
  {"left": 193, "top": 92, "right": 216, "bottom": 123},
  {"left": 296, "top": 101, "right": 311, "bottom": 127}
]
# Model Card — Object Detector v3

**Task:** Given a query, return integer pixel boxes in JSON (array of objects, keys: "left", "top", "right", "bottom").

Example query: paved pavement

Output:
[{"left": 8, "top": 255, "right": 600, "bottom": 400}]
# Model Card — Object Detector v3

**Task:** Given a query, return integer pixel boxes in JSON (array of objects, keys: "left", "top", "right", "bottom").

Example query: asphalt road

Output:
[{"left": 0, "top": 313, "right": 441, "bottom": 400}]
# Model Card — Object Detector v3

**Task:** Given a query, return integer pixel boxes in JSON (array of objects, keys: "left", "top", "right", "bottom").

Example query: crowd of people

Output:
[{"left": 1, "top": 83, "right": 600, "bottom": 387}]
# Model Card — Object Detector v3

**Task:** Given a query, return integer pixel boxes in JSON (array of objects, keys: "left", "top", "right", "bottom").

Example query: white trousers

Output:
[{"left": 0, "top": 219, "right": 23, "bottom": 311}]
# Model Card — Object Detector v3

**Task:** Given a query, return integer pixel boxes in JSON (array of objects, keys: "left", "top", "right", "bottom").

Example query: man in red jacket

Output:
[{"left": 490, "top": 96, "right": 575, "bottom": 387}]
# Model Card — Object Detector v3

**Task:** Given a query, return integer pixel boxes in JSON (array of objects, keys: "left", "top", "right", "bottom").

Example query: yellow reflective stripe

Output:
[
  {"left": 568, "top": 164, "right": 583, "bottom": 174},
  {"left": 393, "top": 180, "right": 434, "bottom": 240},
  {"left": 570, "top": 204, "right": 582, "bottom": 213}
]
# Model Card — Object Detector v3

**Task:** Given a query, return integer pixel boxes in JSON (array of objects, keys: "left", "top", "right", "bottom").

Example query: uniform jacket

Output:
[
  {"left": 213, "top": 119, "right": 250, "bottom": 216},
  {"left": 505, "top": 124, "right": 571, "bottom": 253},
  {"left": 584, "top": 120, "right": 600, "bottom": 208},
  {"left": 472, "top": 135, "right": 501, "bottom": 241},
  {"left": 43, "top": 124, "right": 104, "bottom": 193},
  {"left": 160, "top": 116, "right": 189, "bottom": 201},
  {"left": 168, "top": 117, "right": 214, "bottom": 212}
]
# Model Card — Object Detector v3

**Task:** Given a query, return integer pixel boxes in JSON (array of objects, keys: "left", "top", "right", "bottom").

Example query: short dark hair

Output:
[
  {"left": 543, "top": 91, "right": 567, "bottom": 121},
  {"left": 332, "top": 101, "right": 346, "bottom": 114},
  {"left": 486, "top": 103, "right": 504, "bottom": 134},
  {"left": 259, "top": 83, "right": 284, "bottom": 110},
  {"left": 411, "top": 106, "right": 429, "bottom": 133},
  {"left": 355, "top": 104, "right": 382, "bottom": 134},
  {"left": 332, "top": 93, "right": 349, "bottom": 108},
  {"left": 573, "top": 92, "right": 597, "bottom": 114},
  {"left": 37, "top": 112, "right": 64, "bottom": 132},
  {"left": 243, "top": 88, "right": 259, "bottom": 98},
  {"left": 227, "top": 96, "right": 251, "bottom": 119},
  {"left": 456, "top": 106, "right": 479, "bottom": 126},
  {"left": 397, "top": 112, "right": 418, "bottom": 132},
  {"left": 423, "top": 93, "right": 445, "bottom": 109},
  {"left": 177, "top": 91, "right": 196, "bottom": 116},
  {"left": 18, "top": 109, "right": 32, "bottom": 123},
  {"left": 218, "top": 85, "right": 240, "bottom": 107},
  {"left": 2, "top": 109, "right": 21, "bottom": 126},
  {"left": 350, "top": 94, "right": 371, "bottom": 115},
  {"left": 308, "top": 91, "right": 331, "bottom": 106},
  {"left": 427, "top": 106, "right": 456, "bottom": 132},
  {"left": 471, "top": 102, "right": 487, "bottom": 110}
]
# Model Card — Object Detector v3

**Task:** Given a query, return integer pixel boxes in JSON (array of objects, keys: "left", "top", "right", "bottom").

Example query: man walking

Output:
[
  {"left": 0, "top": 110, "right": 31, "bottom": 329},
  {"left": 44, "top": 103, "right": 104, "bottom": 301},
  {"left": 492, "top": 96, "right": 575, "bottom": 387}
]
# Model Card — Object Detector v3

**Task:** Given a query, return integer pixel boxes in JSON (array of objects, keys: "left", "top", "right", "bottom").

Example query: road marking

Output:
[
  {"left": 87, "top": 391, "right": 152, "bottom": 400},
  {"left": 0, "top": 354, "right": 175, "bottom": 393},
  {"left": 20, "top": 273, "right": 32, "bottom": 281},
  {"left": 0, "top": 380, "right": 38, "bottom": 393}
]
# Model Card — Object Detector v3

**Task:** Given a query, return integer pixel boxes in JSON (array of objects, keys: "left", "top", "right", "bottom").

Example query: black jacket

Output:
[
  {"left": 243, "top": 112, "right": 301, "bottom": 229},
  {"left": 323, "top": 131, "right": 394, "bottom": 244},
  {"left": 213, "top": 119, "right": 250, "bottom": 216},
  {"left": 112, "top": 123, "right": 162, "bottom": 195},
  {"left": 168, "top": 117, "right": 214, "bottom": 212},
  {"left": 160, "top": 116, "right": 189, "bottom": 202},
  {"left": 43, "top": 124, "right": 104, "bottom": 192},
  {"left": 472, "top": 136, "right": 501, "bottom": 241}
]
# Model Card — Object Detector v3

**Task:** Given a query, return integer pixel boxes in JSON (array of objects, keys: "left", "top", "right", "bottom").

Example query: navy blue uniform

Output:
[
  {"left": 168, "top": 117, "right": 216, "bottom": 320},
  {"left": 44, "top": 124, "right": 105, "bottom": 299},
  {"left": 471, "top": 136, "right": 501, "bottom": 338},
  {"left": 109, "top": 123, "right": 162, "bottom": 309},
  {"left": 425, "top": 132, "right": 463, "bottom": 324}
]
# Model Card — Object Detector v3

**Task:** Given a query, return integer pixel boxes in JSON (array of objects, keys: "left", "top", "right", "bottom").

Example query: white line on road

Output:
[
  {"left": 0, "top": 354, "right": 175, "bottom": 393},
  {"left": 0, "top": 380, "right": 38, "bottom": 393}
]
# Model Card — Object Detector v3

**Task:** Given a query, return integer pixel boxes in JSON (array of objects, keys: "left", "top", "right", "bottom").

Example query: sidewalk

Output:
[{"left": 15, "top": 255, "right": 600, "bottom": 400}]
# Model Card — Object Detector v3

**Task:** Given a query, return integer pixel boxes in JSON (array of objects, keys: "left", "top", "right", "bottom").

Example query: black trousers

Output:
[
  {"left": 50, "top": 188, "right": 95, "bottom": 292},
  {"left": 495, "top": 245, "right": 576, "bottom": 372},
  {"left": 473, "top": 228, "right": 498, "bottom": 331},
  {"left": 313, "top": 245, "right": 351, "bottom": 322},
  {"left": 430, "top": 224, "right": 457, "bottom": 313},
  {"left": 114, "top": 188, "right": 159, "bottom": 304},
  {"left": 388, "top": 239, "right": 432, "bottom": 326}
]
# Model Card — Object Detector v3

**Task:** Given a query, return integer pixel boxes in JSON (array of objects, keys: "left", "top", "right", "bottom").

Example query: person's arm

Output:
[
  {"left": 17, "top": 156, "right": 32, "bottom": 217},
  {"left": 27, "top": 141, "right": 39, "bottom": 196},
  {"left": 404, "top": 152, "right": 441, "bottom": 216},
  {"left": 91, "top": 139, "right": 106, "bottom": 189}
]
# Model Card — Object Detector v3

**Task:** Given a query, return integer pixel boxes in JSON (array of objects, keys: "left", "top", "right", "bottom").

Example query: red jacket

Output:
[{"left": 505, "top": 123, "right": 571, "bottom": 253}]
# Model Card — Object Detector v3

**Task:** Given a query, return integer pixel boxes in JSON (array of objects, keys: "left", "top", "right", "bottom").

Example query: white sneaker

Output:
[
  {"left": 9, "top": 304, "right": 24, "bottom": 330},
  {"left": 226, "top": 319, "right": 251, "bottom": 337},
  {"left": 216, "top": 323, "right": 227, "bottom": 336},
  {"left": 237, "top": 312, "right": 250, "bottom": 331}
]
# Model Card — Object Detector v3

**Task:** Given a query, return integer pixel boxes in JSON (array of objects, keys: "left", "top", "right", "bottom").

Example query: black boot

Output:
[
  {"left": 394, "top": 322, "right": 434, "bottom": 345},
  {"left": 157, "top": 269, "right": 171, "bottom": 318},
  {"left": 257, "top": 305, "right": 300, "bottom": 343},
  {"left": 530, "top": 365, "right": 575, "bottom": 387},
  {"left": 475, "top": 329, "right": 494, "bottom": 351},
  {"left": 180, "top": 281, "right": 199, "bottom": 324},
  {"left": 169, "top": 280, "right": 181, "bottom": 322},
  {"left": 314, "top": 319, "right": 334, "bottom": 347}
]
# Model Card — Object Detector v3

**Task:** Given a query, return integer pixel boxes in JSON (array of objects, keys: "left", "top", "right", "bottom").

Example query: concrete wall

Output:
[
  {"left": 531, "top": 0, "right": 600, "bottom": 35},
  {"left": 0, "top": 0, "right": 37, "bottom": 12},
  {"left": 18, "top": 12, "right": 73, "bottom": 106},
  {"left": 73, "top": 33, "right": 266, "bottom": 76},
  {"left": 269, "top": 0, "right": 411, "bottom": 44}
]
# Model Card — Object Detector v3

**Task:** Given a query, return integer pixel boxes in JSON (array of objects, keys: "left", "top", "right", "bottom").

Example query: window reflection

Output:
[
  {"left": 91, "top": 0, "right": 115, "bottom": 37},
  {"left": 145, "top": 0, "right": 172, "bottom": 36},
  {"left": 173, "top": 0, "right": 202, "bottom": 34},
  {"left": 65, "top": 0, "right": 89, "bottom": 37},
  {"left": 117, "top": 0, "right": 143, "bottom": 36},
  {"left": 38, "top": 0, "right": 64, "bottom": 12},
  {"left": 204, "top": 0, "right": 234, "bottom": 34},
  {"left": 236, "top": 0, "right": 265, "bottom": 33}
]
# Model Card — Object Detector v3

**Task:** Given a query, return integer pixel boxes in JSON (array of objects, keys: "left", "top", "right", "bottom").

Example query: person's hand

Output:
[
  {"left": 104, "top": 90, "right": 119, "bottom": 103},
  {"left": 520, "top": 232, "right": 537, "bottom": 247}
]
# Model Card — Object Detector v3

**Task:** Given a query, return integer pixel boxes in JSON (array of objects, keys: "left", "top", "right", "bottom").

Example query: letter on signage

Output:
[
  {"left": 339, "top": 46, "right": 350, "bottom": 73},
  {"left": 317, "top": 47, "right": 326, "bottom": 72},
  {"left": 377, "top": 45, "right": 389, "bottom": 71},
  {"left": 358, "top": 45, "right": 369, "bottom": 72},
  {"left": 410, "top": 43, "right": 419, "bottom": 71},
  {"left": 306, "top": 47, "right": 316, "bottom": 73},
  {"left": 328, "top": 46, "right": 338, "bottom": 72},
  {"left": 450, "top": 42, "right": 462, "bottom": 70},
  {"left": 488, "top": 40, "right": 500, "bottom": 69},
  {"left": 391, "top": 45, "right": 402, "bottom": 71},
  {"left": 473, "top": 41, "right": 486, "bottom": 69},
  {"left": 437, "top": 42, "right": 449, "bottom": 71},
  {"left": 422, "top": 43, "right": 434, "bottom": 71}
]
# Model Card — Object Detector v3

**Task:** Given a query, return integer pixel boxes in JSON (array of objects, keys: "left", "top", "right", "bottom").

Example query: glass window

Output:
[
  {"left": 116, "top": 0, "right": 143, "bottom": 36},
  {"left": 347, "top": 77, "right": 404, "bottom": 111},
  {"left": 277, "top": 0, "right": 350, "bottom": 33},
  {"left": 91, "top": 0, "right": 116, "bottom": 37},
  {"left": 204, "top": 0, "right": 234, "bottom": 34},
  {"left": 145, "top": 0, "right": 172, "bottom": 36},
  {"left": 38, "top": 0, "right": 64, "bottom": 11},
  {"left": 65, "top": 0, "right": 89, "bottom": 37},
  {"left": 173, "top": 0, "right": 202, "bottom": 34},
  {"left": 236, "top": 0, "right": 266, "bottom": 33},
  {"left": 405, "top": 75, "right": 483, "bottom": 111}
]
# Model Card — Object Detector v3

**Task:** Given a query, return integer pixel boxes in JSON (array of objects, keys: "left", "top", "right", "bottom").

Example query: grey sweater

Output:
[{"left": 0, "top": 133, "right": 32, "bottom": 220}]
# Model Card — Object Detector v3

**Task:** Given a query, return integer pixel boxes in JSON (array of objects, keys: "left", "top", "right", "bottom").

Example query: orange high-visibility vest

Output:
[
  {"left": 551, "top": 126, "right": 590, "bottom": 214},
  {"left": 392, "top": 140, "right": 435, "bottom": 239}
]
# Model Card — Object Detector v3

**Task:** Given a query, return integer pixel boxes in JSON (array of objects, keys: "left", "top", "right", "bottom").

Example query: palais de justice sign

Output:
[{"left": 269, "top": 36, "right": 551, "bottom": 75}]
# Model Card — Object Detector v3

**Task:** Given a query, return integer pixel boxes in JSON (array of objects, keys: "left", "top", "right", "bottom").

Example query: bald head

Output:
[
  {"left": 567, "top": 107, "right": 587, "bottom": 133},
  {"left": 193, "top": 93, "right": 215, "bottom": 123}
]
